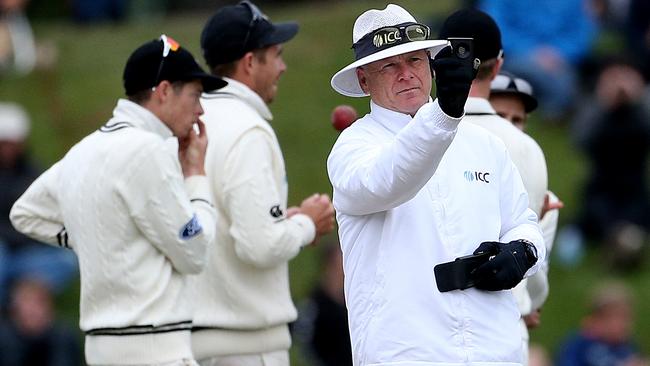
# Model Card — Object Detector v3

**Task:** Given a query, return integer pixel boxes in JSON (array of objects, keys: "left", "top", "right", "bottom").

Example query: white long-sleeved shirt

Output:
[
  {"left": 190, "top": 77, "right": 316, "bottom": 359},
  {"left": 10, "top": 99, "right": 216, "bottom": 365},
  {"left": 327, "top": 100, "right": 545, "bottom": 366}
]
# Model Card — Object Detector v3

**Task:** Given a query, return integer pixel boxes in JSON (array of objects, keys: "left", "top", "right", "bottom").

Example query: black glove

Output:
[
  {"left": 471, "top": 240, "right": 538, "bottom": 291},
  {"left": 430, "top": 46, "right": 478, "bottom": 118}
]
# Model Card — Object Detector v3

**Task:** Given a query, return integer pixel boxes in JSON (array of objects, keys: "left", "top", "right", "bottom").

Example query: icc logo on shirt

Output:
[{"left": 464, "top": 170, "right": 490, "bottom": 183}]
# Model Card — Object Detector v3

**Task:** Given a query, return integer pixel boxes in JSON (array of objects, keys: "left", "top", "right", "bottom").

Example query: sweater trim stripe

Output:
[
  {"left": 56, "top": 227, "right": 70, "bottom": 248},
  {"left": 190, "top": 198, "right": 214, "bottom": 207},
  {"left": 465, "top": 112, "right": 497, "bottom": 116},
  {"left": 86, "top": 320, "right": 192, "bottom": 336},
  {"left": 191, "top": 326, "right": 245, "bottom": 331},
  {"left": 99, "top": 122, "right": 134, "bottom": 133}
]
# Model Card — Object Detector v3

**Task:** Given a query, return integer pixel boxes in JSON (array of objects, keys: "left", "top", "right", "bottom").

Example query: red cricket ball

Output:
[{"left": 331, "top": 105, "right": 358, "bottom": 132}]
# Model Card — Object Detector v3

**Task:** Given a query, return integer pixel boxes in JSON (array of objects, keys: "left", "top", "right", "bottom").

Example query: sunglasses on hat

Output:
[
  {"left": 353, "top": 23, "right": 430, "bottom": 60},
  {"left": 153, "top": 34, "right": 180, "bottom": 89},
  {"left": 240, "top": 0, "right": 266, "bottom": 54},
  {"left": 372, "top": 23, "right": 429, "bottom": 47}
]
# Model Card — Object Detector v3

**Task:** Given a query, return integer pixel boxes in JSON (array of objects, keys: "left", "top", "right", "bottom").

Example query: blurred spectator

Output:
[
  {"left": 0, "top": 102, "right": 78, "bottom": 306},
  {"left": 0, "top": 0, "right": 36, "bottom": 74},
  {"left": 71, "top": 0, "right": 126, "bottom": 24},
  {"left": 591, "top": 0, "right": 630, "bottom": 28},
  {"left": 0, "top": 0, "right": 57, "bottom": 75},
  {"left": 585, "top": 0, "right": 649, "bottom": 85},
  {"left": 565, "top": 56, "right": 650, "bottom": 268},
  {"left": 624, "top": 0, "right": 650, "bottom": 80},
  {"left": 479, "top": 0, "right": 598, "bottom": 122},
  {"left": 293, "top": 243, "right": 352, "bottom": 366},
  {"left": 556, "top": 281, "right": 649, "bottom": 366},
  {"left": 0, "top": 277, "right": 81, "bottom": 366}
]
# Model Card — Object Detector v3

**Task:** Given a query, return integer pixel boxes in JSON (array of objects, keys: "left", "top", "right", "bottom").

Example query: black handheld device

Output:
[
  {"left": 434, "top": 251, "right": 492, "bottom": 292},
  {"left": 448, "top": 37, "right": 480, "bottom": 72}
]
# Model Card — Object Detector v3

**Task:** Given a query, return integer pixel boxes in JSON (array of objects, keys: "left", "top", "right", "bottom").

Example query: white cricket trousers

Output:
[
  {"left": 197, "top": 350, "right": 289, "bottom": 366},
  {"left": 95, "top": 359, "right": 198, "bottom": 366}
]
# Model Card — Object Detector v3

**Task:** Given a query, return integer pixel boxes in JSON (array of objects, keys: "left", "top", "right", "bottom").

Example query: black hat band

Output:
[{"left": 352, "top": 22, "right": 430, "bottom": 61}]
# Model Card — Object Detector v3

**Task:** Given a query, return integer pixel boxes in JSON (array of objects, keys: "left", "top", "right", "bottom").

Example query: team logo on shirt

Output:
[
  {"left": 464, "top": 170, "right": 490, "bottom": 183},
  {"left": 179, "top": 214, "right": 203, "bottom": 240},
  {"left": 269, "top": 205, "right": 284, "bottom": 218}
]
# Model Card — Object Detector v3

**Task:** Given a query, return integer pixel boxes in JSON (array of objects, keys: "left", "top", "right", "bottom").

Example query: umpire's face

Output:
[
  {"left": 356, "top": 50, "right": 432, "bottom": 116},
  {"left": 162, "top": 80, "right": 204, "bottom": 138}
]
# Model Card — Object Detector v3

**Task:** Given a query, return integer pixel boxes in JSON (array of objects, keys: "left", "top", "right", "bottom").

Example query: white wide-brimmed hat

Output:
[{"left": 331, "top": 4, "right": 448, "bottom": 97}]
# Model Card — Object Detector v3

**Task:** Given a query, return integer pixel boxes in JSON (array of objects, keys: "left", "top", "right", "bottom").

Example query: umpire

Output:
[{"left": 10, "top": 35, "right": 224, "bottom": 366}]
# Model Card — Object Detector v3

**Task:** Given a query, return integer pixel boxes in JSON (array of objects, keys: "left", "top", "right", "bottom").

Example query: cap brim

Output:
[
  {"left": 260, "top": 22, "right": 299, "bottom": 48},
  {"left": 188, "top": 72, "right": 227, "bottom": 92},
  {"left": 491, "top": 90, "right": 538, "bottom": 113},
  {"left": 331, "top": 40, "right": 448, "bottom": 97}
]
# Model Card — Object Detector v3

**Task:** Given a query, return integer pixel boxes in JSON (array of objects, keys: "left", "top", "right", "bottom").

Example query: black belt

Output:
[{"left": 434, "top": 252, "right": 492, "bottom": 292}]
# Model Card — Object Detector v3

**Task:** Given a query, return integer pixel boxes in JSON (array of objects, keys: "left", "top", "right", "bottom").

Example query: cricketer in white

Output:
[{"left": 10, "top": 99, "right": 217, "bottom": 365}]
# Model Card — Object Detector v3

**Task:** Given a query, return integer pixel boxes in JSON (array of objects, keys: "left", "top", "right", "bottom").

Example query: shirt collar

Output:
[
  {"left": 464, "top": 97, "right": 497, "bottom": 115},
  {"left": 108, "top": 99, "right": 173, "bottom": 139},
  {"left": 203, "top": 77, "right": 273, "bottom": 121},
  {"left": 369, "top": 99, "right": 426, "bottom": 134}
]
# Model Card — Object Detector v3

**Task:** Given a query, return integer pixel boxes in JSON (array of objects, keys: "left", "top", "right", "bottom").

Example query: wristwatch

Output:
[{"left": 519, "top": 239, "right": 538, "bottom": 267}]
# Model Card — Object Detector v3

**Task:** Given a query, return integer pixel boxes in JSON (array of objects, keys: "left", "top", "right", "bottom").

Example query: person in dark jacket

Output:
[{"left": 0, "top": 102, "right": 78, "bottom": 307}]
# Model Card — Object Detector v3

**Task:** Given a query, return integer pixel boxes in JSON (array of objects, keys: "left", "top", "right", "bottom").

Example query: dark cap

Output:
[
  {"left": 438, "top": 8, "right": 502, "bottom": 62},
  {"left": 490, "top": 71, "right": 538, "bottom": 113},
  {"left": 201, "top": 1, "right": 299, "bottom": 67},
  {"left": 123, "top": 35, "right": 227, "bottom": 96}
]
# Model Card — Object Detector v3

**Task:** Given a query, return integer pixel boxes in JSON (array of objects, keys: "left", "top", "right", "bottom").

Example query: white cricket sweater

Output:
[
  {"left": 10, "top": 99, "right": 217, "bottom": 365},
  {"left": 190, "top": 78, "right": 315, "bottom": 359},
  {"left": 464, "top": 98, "right": 551, "bottom": 366}
]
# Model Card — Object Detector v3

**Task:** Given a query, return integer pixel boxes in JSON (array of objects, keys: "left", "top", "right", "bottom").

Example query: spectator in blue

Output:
[
  {"left": 479, "top": 0, "right": 598, "bottom": 122},
  {"left": 556, "top": 281, "right": 648, "bottom": 366},
  {"left": 71, "top": 0, "right": 126, "bottom": 24},
  {"left": 0, "top": 102, "right": 78, "bottom": 307}
]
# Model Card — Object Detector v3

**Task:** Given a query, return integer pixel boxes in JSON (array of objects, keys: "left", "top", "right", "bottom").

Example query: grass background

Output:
[{"left": 3, "top": 0, "right": 649, "bottom": 363}]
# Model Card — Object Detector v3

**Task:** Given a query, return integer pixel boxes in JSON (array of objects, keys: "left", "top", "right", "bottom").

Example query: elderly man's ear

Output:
[{"left": 356, "top": 68, "right": 369, "bottom": 94}]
